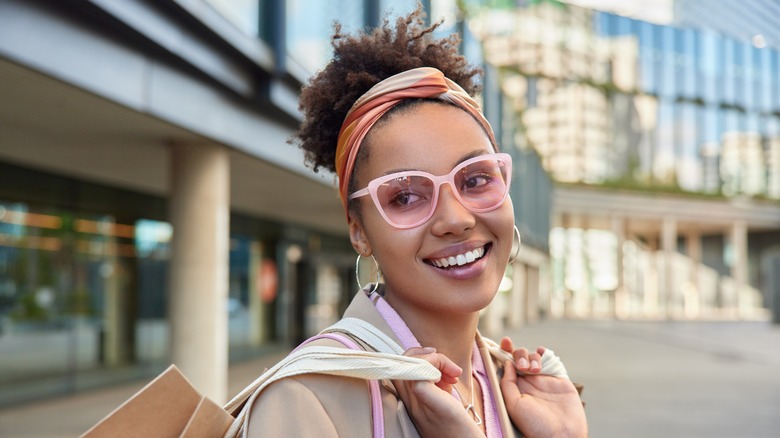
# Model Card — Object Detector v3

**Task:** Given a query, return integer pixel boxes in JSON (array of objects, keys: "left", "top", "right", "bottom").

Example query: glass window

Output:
[
  {"left": 722, "top": 38, "right": 736, "bottom": 105},
  {"left": 635, "top": 20, "right": 656, "bottom": 94},
  {"left": 658, "top": 26, "right": 676, "bottom": 98},
  {"left": 680, "top": 29, "right": 697, "bottom": 99},
  {"left": 699, "top": 30, "right": 722, "bottom": 105},
  {"left": 676, "top": 102, "right": 699, "bottom": 190},
  {"left": 653, "top": 99, "right": 675, "bottom": 183},
  {"left": 772, "top": 51, "right": 780, "bottom": 112},
  {"left": 759, "top": 48, "right": 774, "bottom": 113},
  {"left": 736, "top": 41, "right": 753, "bottom": 111},
  {"left": 286, "top": 0, "right": 365, "bottom": 74},
  {"left": 380, "top": 0, "right": 419, "bottom": 19},
  {"left": 0, "top": 202, "right": 149, "bottom": 405}
]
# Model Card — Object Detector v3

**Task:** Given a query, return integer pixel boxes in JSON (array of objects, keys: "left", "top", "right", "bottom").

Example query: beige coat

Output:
[{"left": 247, "top": 292, "right": 522, "bottom": 437}]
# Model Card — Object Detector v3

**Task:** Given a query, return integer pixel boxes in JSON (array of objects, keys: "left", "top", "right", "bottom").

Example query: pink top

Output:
[{"left": 370, "top": 292, "right": 503, "bottom": 437}]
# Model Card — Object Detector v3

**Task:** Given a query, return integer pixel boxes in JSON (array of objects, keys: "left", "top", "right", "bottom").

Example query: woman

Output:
[{"left": 246, "top": 8, "right": 586, "bottom": 437}]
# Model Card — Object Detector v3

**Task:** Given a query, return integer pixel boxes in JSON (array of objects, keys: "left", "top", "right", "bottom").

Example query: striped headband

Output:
[{"left": 334, "top": 66, "right": 497, "bottom": 219}]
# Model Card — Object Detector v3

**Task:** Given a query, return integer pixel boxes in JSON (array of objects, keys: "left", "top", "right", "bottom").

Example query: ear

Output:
[{"left": 348, "top": 213, "right": 371, "bottom": 256}]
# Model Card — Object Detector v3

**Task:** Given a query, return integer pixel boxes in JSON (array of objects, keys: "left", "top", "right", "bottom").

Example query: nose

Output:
[{"left": 429, "top": 183, "right": 476, "bottom": 235}]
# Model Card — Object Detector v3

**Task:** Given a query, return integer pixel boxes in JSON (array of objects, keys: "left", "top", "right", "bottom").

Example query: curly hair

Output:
[{"left": 292, "top": 5, "right": 483, "bottom": 175}]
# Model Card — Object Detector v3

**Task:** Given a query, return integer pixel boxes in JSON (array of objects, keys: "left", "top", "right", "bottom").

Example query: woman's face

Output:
[{"left": 349, "top": 102, "right": 515, "bottom": 319}]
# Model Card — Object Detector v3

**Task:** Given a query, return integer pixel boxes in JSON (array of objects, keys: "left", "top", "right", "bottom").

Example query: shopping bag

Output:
[{"left": 81, "top": 365, "right": 233, "bottom": 438}]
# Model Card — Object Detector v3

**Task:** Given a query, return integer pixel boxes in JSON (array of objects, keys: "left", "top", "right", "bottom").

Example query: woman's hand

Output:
[
  {"left": 499, "top": 338, "right": 587, "bottom": 438},
  {"left": 392, "top": 347, "right": 482, "bottom": 438}
]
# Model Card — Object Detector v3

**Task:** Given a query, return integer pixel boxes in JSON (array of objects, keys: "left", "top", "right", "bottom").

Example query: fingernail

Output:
[
  {"left": 531, "top": 360, "right": 540, "bottom": 370},
  {"left": 519, "top": 358, "right": 529, "bottom": 368},
  {"left": 420, "top": 347, "right": 436, "bottom": 353}
]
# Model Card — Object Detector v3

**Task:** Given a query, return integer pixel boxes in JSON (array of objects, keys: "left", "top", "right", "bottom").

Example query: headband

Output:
[{"left": 334, "top": 66, "right": 496, "bottom": 219}]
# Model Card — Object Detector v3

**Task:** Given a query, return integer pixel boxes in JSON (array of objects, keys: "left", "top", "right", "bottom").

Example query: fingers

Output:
[
  {"left": 404, "top": 347, "right": 462, "bottom": 390},
  {"left": 500, "top": 336, "right": 514, "bottom": 352},
  {"left": 507, "top": 344, "right": 546, "bottom": 374}
]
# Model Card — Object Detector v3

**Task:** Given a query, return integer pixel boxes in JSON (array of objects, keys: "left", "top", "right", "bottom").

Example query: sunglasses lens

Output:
[
  {"left": 454, "top": 158, "right": 509, "bottom": 210},
  {"left": 373, "top": 156, "right": 509, "bottom": 228},
  {"left": 375, "top": 176, "right": 435, "bottom": 227}
]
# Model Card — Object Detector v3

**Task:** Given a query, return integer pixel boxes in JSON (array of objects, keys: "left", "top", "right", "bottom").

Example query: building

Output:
[
  {"left": 471, "top": 1, "right": 780, "bottom": 320},
  {"left": 0, "top": 0, "right": 555, "bottom": 408},
  {"left": 674, "top": 0, "right": 780, "bottom": 51}
]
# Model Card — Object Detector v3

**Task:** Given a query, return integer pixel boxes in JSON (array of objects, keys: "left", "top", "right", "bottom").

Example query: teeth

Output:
[{"left": 432, "top": 247, "right": 485, "bottom": 268}]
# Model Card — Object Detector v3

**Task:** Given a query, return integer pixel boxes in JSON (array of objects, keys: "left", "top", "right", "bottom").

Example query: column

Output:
[
  {"left": 103, "top": 232, "right": 127, "bottom": 366},
  {"left": 558, "top": 213, "right": 571, "bottom": 318},
  {"left": 731, "top": 220, "right": 748, "bottom": 318},
  {"left": 611, "top": 216, "right": 628, "bottom": 319},
  {"left": 169, "top": 142, "right": 230, "bottom": 403},
  {"left": 248, "top": 241, "right": 267, "bottom": 347},
  {"left": 526, "top": 266, "right": 540, "bottom": 324},
  {"left": 567, "top": 214, "right": 591, "bottom": 317},
  {"left": 661, "top": 215, "right": 677, "bottom": 319},
  {"left": 509, "top": 262, "right": 527, "bottom": 328},
  {"left": 685, "top": 232, "right": 702, "bottom": 319},
  {"left": 644, "top": 235, "right": 659, "bottom": 318}
]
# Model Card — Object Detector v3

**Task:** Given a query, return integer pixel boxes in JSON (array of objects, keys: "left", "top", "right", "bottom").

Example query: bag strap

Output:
[
  {"left": 223, "top": 320, "right": 438, "bottom": 438},
  {"left": 321, "top": 317, "right": 406, "bottom": 355},
  {"left": 481, "top": 336, "right": 570, "bottom": 380}
]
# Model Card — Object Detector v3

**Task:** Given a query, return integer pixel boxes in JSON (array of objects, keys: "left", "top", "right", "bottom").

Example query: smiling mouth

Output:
[{"left": 426, "top": 244, "right": 490, "bottom": 269}]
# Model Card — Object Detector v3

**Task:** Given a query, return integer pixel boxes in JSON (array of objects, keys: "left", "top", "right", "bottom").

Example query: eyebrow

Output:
[{"left": 381, "top": 149, "right": 490, "bottom": 176}]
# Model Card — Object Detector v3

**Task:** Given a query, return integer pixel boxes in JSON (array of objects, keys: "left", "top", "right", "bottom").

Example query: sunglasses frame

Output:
[{"left": 349, "top": 152, "right": 512, "bottom": 229}]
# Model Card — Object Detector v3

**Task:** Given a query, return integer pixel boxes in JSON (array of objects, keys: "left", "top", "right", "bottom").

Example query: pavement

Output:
[{"left": 1, "top": 319, "right": 779, "bottom": 437}]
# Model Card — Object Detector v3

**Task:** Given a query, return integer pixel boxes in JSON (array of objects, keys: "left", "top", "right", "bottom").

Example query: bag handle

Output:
[
  {"left": 321, "top": 317, "right": 406, "bottom": 355},
  {"left": 223, "top": 321, "right": 439, "bottom": 438}
]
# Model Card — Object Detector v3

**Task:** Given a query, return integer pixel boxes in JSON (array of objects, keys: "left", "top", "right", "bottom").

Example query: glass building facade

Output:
[{"left": 474, "top": 3, "right": 780, "bottom": 199}]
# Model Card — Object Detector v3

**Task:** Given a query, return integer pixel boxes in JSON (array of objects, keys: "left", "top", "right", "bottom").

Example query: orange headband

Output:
[{"left": 334, "top": 67, "right": 496, "bottom": 219}]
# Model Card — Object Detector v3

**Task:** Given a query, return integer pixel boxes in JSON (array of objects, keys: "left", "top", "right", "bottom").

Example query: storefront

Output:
[{"left": 0, "top": 162, "right": 355, "bottom": 407}]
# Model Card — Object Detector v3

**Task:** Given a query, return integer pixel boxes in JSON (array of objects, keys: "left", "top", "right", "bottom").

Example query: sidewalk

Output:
[
  {"left": 507, "top": 319, "right": 780, "bottom": 438},
  {"left": 1, "top": 320, "right": 779, "bottom": 437}
]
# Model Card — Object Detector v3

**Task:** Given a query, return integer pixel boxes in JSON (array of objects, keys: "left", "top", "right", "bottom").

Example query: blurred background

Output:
[{"left": 0, "top": 0, "right": 779, "bottom": 436}]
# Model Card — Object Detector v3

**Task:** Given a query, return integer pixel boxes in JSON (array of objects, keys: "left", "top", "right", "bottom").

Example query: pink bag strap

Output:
[{"left": 300, "top": 333, "right": 385, "bottom": 438}]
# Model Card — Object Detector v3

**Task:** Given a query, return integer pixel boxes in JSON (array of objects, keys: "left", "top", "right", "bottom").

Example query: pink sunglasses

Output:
[{"left": 349, "top": 153, "right": 512, "bottom": 229}]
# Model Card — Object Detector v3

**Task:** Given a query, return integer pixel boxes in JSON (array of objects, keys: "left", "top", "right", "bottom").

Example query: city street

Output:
[{"left": 0, "top": 319, "right": 778, "bottom": 437}]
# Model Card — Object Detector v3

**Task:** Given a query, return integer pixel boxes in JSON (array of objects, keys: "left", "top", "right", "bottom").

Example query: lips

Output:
[{"left": 426, "top": 244, "right": 490, "bottom": 269}]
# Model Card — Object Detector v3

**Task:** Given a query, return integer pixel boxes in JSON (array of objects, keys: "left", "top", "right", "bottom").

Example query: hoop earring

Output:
[
  {"left": 355, "top": 253, "right": 381, "bottom": 294},
  {"left": 508, "top": 225, "right": 521, "bottom": 264}
]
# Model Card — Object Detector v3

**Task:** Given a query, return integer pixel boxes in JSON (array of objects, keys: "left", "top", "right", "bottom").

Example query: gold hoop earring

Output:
[
  {"left": 508, "top": 225, "right": 521, "bottom": 264},
  {"left": 355, "top": 253, "right": 381, "bottom": 294}
]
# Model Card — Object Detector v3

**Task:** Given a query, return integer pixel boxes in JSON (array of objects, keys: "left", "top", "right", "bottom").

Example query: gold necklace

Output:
[{"left": 453, "top": 371, "right": 483, "bottom": 426}]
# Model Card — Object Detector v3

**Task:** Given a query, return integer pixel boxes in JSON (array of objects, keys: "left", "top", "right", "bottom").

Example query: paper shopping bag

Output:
[{"left": 81, "top": 365, "right": 233, "bottom": 438}]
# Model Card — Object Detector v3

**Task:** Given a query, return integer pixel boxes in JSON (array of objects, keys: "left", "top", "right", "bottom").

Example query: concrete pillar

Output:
[
  {"left": 482, "top": 294, "right": 502, "bottom": 339},
  {"left": 248, "top": 241, "right": 266, "bottom": 347},
  {"left": 685, "top": 232, "right": 702, "bottom": 319},
  {"left": 644, "top": 235, "right": 659, "bottom": 318},
  {"left": 731, "top": 220, "right": 748, "bottom": 318},
  {"left": 169, "top": 142, "right": 230, "bottom": 403},
  {"left": 103, "top": 234, "right": 127, "bottom": 366},
  {"left": 580, "top": 222, "right": 592, "bottom": 318},
  {"left": 661, "top": 216, "right": 677, "bottom": 319},
  {"left": 509, "top": 262, "right": 526, "bottom": 328},
  {"left": 567, "top": 214, "right": 590, "bottom": 317},
  {"left": 558, "top": 214, "right": 572, "bottom": 318},
  {"left": 611, "top": 216, "right": 628, "bottom": 319},
  {"left": 526, "top": 266, "right": 540, "bottom": 324}
]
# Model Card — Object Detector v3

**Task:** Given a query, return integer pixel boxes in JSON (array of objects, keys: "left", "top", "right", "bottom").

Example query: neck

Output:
[{"left": 383, "top": 292, "right": 479, "bottom": 373}]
